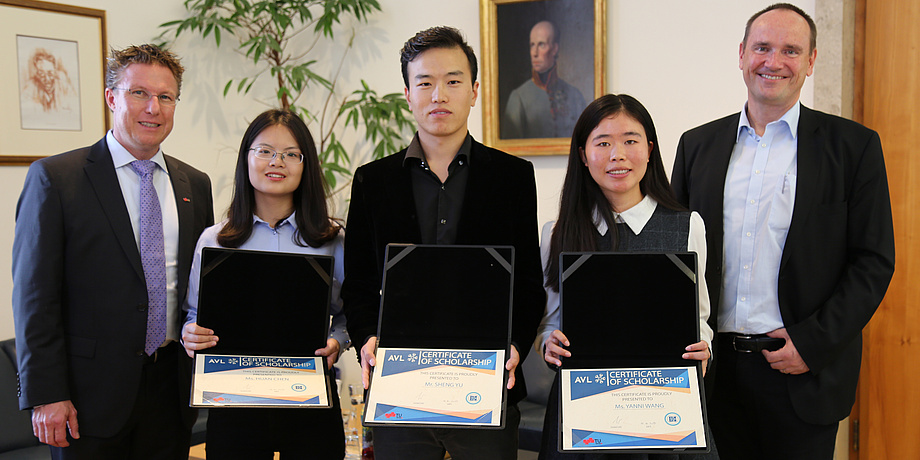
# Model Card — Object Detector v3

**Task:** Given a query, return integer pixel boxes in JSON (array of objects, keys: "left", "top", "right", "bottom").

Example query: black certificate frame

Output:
[
  {"left": 558, "top": 252, "right": 711, "bottom": 454},
  {"left": 365, "top": 244, "right": 515, "bottom": 429},
  {"left": 191, "top": 247, "right": 335, "bottom": 408}
]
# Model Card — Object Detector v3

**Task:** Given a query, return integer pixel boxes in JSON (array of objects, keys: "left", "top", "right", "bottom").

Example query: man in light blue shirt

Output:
[{"left": 671, "top": 4, "right": 895, "bottom": 460}]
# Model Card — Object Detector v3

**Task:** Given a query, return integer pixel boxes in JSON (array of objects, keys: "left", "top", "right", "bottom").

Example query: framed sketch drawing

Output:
[
  {"left": 480, "top": 0, "right": 605, "bottom": 156},
  {"left": 18, "top": 35, "right": 82, "bottom": 131},
  {"left": 0, "top": 0, "right": 107, "bottom": 166}
]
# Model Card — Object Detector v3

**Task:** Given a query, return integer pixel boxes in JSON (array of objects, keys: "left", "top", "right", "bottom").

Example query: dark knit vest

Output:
[{"left": 597, "top": 205, "right": 690, "bottom": 252}]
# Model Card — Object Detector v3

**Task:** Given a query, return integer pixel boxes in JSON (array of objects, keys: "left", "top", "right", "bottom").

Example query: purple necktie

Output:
[{"left": 130, "top": 160, "right": 167, "bottom": 356}]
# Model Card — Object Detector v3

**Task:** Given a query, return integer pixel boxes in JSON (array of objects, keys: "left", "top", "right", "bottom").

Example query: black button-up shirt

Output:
[{"left": 404, "top": 134, "right": 472, "bottom": 245}]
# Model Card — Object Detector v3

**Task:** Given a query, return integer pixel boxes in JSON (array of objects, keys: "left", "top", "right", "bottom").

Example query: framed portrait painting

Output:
[
  {"left": 480, "top": 0, "right": 605, "bottom": 156},
  {"left": 0, "top": 0, "right": 107, "bottom": 166}
]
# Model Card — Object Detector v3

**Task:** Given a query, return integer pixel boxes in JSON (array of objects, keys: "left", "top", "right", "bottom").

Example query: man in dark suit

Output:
[
  {"left": 342, "top": 26, "right": 545, "bottom": 459},
  {"left": 12, "top": 44, "right": 213, "bottom": 459},
  {"left": 671, "top": 4, "right": 894, "bottom": 459}
]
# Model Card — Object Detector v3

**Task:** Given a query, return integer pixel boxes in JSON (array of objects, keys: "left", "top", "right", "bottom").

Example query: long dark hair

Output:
[
  {"left": 545, "top": 94, "right": 685, "bottom": 291},
  {"left": 217, "top": 109, "right": 341, "bottom": 248}
]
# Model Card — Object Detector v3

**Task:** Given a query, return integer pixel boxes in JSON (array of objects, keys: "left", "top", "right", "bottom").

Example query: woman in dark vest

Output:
[{"left": 536, "top": 94, "right": 715, "bottom": 459}]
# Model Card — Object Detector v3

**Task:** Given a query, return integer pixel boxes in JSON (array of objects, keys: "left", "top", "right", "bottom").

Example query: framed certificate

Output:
[
  {"left": 558, "top": 252, "right": 710, "bottom": 453},
  {"left": 364, "top": 245, "right": 514, "bottom": 428},
  {"left": 190, "top": 248, "right": 334, "bottom": 408}
]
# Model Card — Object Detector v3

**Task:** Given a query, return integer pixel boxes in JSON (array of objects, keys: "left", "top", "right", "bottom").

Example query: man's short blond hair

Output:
[{"left": 105, "top": 44, "right": 184, "bottom": 94}]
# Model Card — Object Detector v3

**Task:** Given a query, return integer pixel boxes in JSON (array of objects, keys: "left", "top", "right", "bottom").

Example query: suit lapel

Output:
[
  {"left": 780, "top": 105, "right": 820, "bottom": 272},
  {"left": 456, "top": 141, "right": 492, "bottom": 243},
  {"left": 384, "top": 154, "right": 423, "bottom": 243},
  {"left": 708, "top": 114, "right": 741, "bottom": 224},
  {"left": 83, "top": 138, "right": 145, "bottom": 281},
  {"left": 165, "top": 156, "right": 194, "bottom": 296}
]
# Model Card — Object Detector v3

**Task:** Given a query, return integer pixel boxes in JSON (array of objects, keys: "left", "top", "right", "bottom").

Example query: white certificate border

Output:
[
  {"left": 559, "top": 365, "right": 709, "bottom": 453},
  {"left": 364, "top": 347, "right": 508, "bottom": 429},
  {"left": 191, "top": 353, "right": 331, "bottom": 408}
]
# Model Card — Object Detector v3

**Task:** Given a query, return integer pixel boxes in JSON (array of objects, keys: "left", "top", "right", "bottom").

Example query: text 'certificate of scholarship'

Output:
[
  {"left": 561, "top": 366, "right": 705, "bottom": 451},
  {"left": 365, "top": 348, "right": 505, "bottom": 427},
  {"left": 192, "top": 353, "right": 329, "bottom": 407}
]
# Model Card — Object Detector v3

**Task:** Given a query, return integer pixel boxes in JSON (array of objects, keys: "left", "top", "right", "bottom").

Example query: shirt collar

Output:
[
  {"left": 592, "top": 195, "right": 658, "bottom": 236},
  {"left": 106, "top": 130, "right": 169, "bottom": 173},
  {"left": 403, "top": 132, "right": 473, "bottom": 167},
  {"left": 532, "top": 64, "right": 558, "bottom": 92},
  {"left": 252, "top": 212, "right": 298, "bottom": 229},
  {"left": 736, "top": 101, "right": 801, "bottom": 141}
]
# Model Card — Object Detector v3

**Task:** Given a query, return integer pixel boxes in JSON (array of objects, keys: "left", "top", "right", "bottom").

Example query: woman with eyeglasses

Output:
[{"left": 181, "top": 109, "right": 347, "bottom": 459}]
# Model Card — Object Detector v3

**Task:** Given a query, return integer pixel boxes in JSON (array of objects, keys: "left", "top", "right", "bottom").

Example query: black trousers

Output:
[
  {"left": 205, "top": 378, "right": 345, "bottom": 460},
  {"left": 51, "top": 342, "right": 191, "bottom": 460},
  {"left": 708, "top": 334, "right": 838, "bottom": 460},
  {"left": 538, "top": 374, "right": 718, "bottom": 460}
]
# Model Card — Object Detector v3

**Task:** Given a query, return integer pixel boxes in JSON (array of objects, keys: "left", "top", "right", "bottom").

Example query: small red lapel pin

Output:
[{"left": 182, "top": 197, "right": 191, "bottom": 202}]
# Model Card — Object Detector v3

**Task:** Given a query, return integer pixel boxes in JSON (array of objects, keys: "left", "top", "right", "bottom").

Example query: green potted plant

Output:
[{"left": 158, "top": 0, "right": 414, "bottom": 192}]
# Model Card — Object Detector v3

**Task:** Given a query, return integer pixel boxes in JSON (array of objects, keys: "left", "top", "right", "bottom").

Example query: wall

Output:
[{"left": 0, "top": 0, "right": 822, "bottom": 383}]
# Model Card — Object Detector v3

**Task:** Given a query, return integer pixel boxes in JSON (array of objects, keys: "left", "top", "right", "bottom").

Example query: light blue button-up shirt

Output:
[
  {"left": 184, "top": 214, "right": 350, "bottom": 353},
  {"left": 719, "top": 103, "right": 799, "bottom": 334}
]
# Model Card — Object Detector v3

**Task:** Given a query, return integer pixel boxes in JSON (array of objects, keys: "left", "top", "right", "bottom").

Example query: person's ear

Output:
[{"left": 105, "top": 87, "right": 117, "bottom": 111}]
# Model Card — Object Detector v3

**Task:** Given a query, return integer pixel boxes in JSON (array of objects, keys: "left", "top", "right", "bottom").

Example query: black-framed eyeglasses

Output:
[
  {"left": 112, "top": 87, "right": 179, "bottom": 106},
  {"left": 249, "top": 147, "right": 304, "bottom": 164}
]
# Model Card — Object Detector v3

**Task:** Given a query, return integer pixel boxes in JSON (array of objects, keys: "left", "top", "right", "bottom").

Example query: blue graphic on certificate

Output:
[
  {"left": 191, "top": 353, "right": 329, "bottom": 407},
  {"left": 560, "top": 366, "right": 706, "bottom": 451},
  {"left": 365, "top": 348, "right": 505, "bottom": 427}
]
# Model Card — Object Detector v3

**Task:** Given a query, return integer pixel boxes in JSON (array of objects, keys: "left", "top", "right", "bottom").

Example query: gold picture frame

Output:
[
  {"left": 480, "top": 0, "right": 605, "bottom": 156},
  {"left": 0, "top": 0, "right": 107, "bottom": 166}
]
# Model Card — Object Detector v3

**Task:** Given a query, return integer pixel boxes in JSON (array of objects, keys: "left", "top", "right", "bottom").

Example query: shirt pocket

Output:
[{"left": 768, "top": 173, "right": 796, "bottom": 235}]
